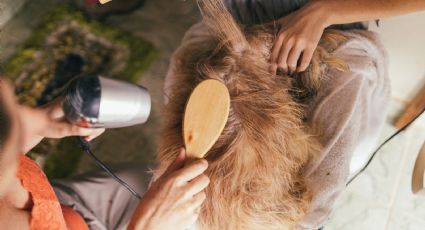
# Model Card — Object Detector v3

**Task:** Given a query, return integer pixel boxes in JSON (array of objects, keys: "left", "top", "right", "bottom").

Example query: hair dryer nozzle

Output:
[{"left": 63, "top": 75, "right": 151, "bottom": 128}]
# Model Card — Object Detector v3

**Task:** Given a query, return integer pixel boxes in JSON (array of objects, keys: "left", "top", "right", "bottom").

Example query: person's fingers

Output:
[
  {"left": 47, "top": 121, "right": 104, "bottom": 139},
  {"left": 186, "top": 192, "right": 206, "bottom": 211},
  {"left": 68, "top": 125, "right": 98, "bottom": 137},
  {"left": 181, "top": 209, "right": 201, "bottom": 230},
  {"left": 186, "top": 212, "right": 201, "bottom": 229},
  {"left": 173, "top": 159, "right": 208, "bottom": 184},
  {"left": 84, "top": 128, "right": 106, "bottom": 141},
  {"left": 162, "top": 148, "right": 186, "bottom": 178},
  {"left": 296, "top": 45, "right": 315, "bottom": 73},
  {"left": 287, "top": 42, "right": 305, "bottom": 74},
  {"left": 194, "top": 206, "right": 201, "bottom": 215},
  {"left": 270, "top": 36, "right": 284, "bottom": 74},
  {"left": 182, "top": 174, "right": 210, "bottom": 199},
  {"left": 180, "top": 192, "right": 206, "bottom": 217},
  {"left": 277, "top": 37, "right": 294, "bottom": 73},
  {"left": 271, "top": 32, "right": 285, "bottom": 64},
  {"left": 47, "top": 122, "right": 89, "bottom": 138}
]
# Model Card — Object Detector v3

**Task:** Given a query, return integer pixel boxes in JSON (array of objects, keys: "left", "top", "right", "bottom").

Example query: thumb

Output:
[
  {"left": 162, "top": 148, "right": 186, "bottom": 178},
  {"left": 84, "top": 128, "right": 106, "bottom": 142}
]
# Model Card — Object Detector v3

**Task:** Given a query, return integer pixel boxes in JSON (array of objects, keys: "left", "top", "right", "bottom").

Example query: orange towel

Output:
[{"left": 17, "top": 155, "right": 88, "bottom": 230}]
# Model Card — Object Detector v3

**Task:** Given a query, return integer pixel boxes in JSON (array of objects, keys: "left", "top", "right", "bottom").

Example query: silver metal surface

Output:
[{"left": 97, "top": 76, "right": 151, "bottom": 128}]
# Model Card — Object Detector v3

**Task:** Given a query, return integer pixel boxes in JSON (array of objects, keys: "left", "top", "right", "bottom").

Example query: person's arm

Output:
[
  {"left": 128, "top": 148, "right": 210, "bottom": 230},
  {"left": 324, "top": 0, "right": 425, "bottom": 24},
  {"left": 270, "top": 0, "right": 425, "bottom": 74}
]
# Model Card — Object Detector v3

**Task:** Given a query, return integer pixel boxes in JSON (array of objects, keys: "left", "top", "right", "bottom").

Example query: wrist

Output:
[{"left": 308, "top": 0, "right": 334, "bottom": 29}]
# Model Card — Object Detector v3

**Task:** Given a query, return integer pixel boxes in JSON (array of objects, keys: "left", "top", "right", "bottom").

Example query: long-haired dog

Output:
[{"left": 155, "top": 0, "right": 348, "bottom": 229}]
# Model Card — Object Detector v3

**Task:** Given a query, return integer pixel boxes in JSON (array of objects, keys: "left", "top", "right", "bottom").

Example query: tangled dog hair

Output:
[{"left": 155, "top": 0, "right": 347, "bottom": 229}]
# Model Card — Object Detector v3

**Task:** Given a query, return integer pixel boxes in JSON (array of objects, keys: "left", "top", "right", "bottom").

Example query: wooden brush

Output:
[{"left": 183, "top": 79, "right": 230, "bottom": 160}]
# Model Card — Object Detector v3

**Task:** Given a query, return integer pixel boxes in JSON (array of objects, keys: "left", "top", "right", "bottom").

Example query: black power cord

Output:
[
  {"left": 347, "top": 108, "right": 425, "bottom": 185},
  {"left": 78, "top": 137, "right": 142, "bottom": 199}
]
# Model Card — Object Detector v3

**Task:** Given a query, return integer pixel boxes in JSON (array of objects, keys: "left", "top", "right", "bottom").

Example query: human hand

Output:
[
  {"left": 19, "top": 99, "right": 105, "bottom": 153},
  {"left": 270, "top": 1, "right": 330, "bottom": 74},
  {"left": 128, "top": 148, "right": 210, "bottom": 230}
]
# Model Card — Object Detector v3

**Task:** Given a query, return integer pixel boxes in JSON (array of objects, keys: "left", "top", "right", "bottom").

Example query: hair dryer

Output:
[
  {"left": 61, "top": 75, "right": 151, "bottom": 199},
  {"left": 62, "top": 75, "right": 151, "bottom": 128}
]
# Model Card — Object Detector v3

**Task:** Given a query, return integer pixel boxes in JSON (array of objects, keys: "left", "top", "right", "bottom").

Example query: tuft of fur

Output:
[{"left": 155, "top": 0, "right": 348, "bottom": 229}]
